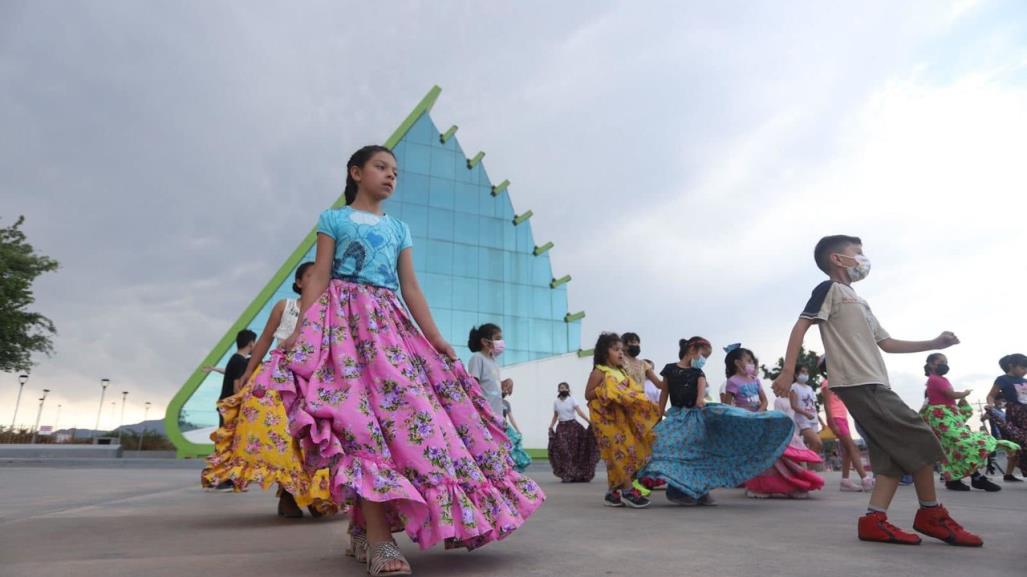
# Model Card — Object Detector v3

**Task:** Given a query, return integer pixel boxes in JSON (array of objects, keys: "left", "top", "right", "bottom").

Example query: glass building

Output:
[{"left": 166, "top": 86, "right": 584, "bottom": 456}]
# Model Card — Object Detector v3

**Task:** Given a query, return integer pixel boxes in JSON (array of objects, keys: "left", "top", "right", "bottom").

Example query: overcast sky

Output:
[{"left": 3, "top": 0, "right": 1026, "bottom": 430}]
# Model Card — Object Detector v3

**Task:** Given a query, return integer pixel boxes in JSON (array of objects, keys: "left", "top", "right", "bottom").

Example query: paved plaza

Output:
[{"left": 0, "top": 460, "right": 1022, "bottom": 577}]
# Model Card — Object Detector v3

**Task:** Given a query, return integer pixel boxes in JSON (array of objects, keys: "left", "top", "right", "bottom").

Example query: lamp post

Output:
[
  {"left": 11, "top": 374, "right": 28, "bottom": 431},
  {"left": 94, "top": 378, "right": 110, "bottom": 437},
  {"left": 30, "top": 389, "right": 50, "bottom": 444},
  {"left": 118, "top": 391, "right": 128, "bottom": 444},
  {"left": 137, "top": 402, "right": 151, "bottom": 451},
  {"left": 54, "top": 404, "right": 62, "bottom": 435}
]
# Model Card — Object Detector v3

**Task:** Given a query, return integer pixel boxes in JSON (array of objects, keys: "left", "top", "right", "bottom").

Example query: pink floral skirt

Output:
[
  {"left": 256, "top": 280, "right": 544, "bottom": 550},
  {"left": 745, "top": 436, "right": 824, "bottom": 495}
]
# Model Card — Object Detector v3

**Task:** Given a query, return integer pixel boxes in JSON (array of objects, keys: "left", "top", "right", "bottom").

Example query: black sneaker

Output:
[
  {"left": 620, "top": 488, "right": 651, "bottom": 509},
  {"left": 945, "top": 480, "right": 971, "bottom": 492},
  {"left": 971, "top": 476, "right": 1002, "bottom": 492},
  {"left": 1004, "top": 474, "right": 1024, "bottom": 483},
  {"left": 603, "top": 490, "right": 625, "bottom": 507},
  {"left": 666, "top": 486, "right": 697, "bottom": 506},
  {"left": 214, "top": 481, "right": 235, "bottom": 492}
]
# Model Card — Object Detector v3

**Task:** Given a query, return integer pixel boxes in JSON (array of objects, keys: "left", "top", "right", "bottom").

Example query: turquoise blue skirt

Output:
[
  {"left": 506, "top": 423, "right": 532, "bottom": 473},
  {"left": 639, "top": 404, "right": 793, "bottom": 499}
]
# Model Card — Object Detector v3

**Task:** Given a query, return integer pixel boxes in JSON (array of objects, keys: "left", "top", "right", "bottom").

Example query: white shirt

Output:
[
  {"left": 554, "top": 396, "right": 579, "bottom": 421},
  {"left": 273, "top": 299, "right": 301, "bottom": 341},
  {"left": 790, "top": 382, "right": 820, "bottom": 431}
]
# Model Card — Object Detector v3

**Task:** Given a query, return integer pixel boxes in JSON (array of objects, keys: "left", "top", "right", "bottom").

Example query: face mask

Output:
[
  {"left": 935, "top": 363, "right": 950, "bottom": 376},
  {"left": 744, "top": 363, "right": 757, "bottom": 378},
  {"left": 690, "top": 356, "right": 706, "bottom": 370},
  {"left": 626, "top": 345, "right": 641, "bottom": 358},
  {"left": 491, "top": 339, "right": 506, "bottom": 357},
  {"left": 837, "top": 254, "right": 871, "bottom": 282},
  {"left": 558, "top": 390, "right": 569, "bottom": 398},
  {"left": 797, "top": 373, "right": 810, "bottom": 384}
]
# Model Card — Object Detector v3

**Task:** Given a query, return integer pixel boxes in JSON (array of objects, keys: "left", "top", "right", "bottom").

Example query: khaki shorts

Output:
[{"left": 832, "top": 384, "right": 943, "bottom": 478}]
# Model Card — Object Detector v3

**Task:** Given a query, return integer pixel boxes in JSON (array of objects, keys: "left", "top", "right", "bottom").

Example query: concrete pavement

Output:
[{"left": 0, "top": 461, "right": 1022, "bottom": 577}]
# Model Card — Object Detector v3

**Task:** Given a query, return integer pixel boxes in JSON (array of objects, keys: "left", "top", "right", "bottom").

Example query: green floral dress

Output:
[{"left": 922, "top": 399, "right": 1019, "bottom": 481}]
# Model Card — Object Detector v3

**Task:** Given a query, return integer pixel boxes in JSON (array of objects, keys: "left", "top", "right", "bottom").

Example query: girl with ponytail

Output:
[{"left": 250, "top": 145, "right": 543, "bottom": 575}]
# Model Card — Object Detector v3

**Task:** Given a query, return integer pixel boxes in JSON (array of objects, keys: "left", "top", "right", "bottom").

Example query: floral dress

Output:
[
  {"left": 922, "top": 400, "right": 1019, "bottom": 481},
  {"left": 587, "top": 365, "right": 660, "bottom": 490}
]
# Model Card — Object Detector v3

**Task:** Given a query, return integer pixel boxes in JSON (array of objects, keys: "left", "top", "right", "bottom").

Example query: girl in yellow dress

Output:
[
  {"left": 585, "top": 332, "right": 661, "bottom": 508},
  {"left": 201, "top": 262, "right": 337, "bottom": 518}
]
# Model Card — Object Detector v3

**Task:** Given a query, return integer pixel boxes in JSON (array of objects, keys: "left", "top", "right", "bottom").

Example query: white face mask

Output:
[
  {"left": 837, "top": 254, "right": 871, "bottom": 282},
  {"left": 797, "top": 373, "right": 810, "bottom": 384}
]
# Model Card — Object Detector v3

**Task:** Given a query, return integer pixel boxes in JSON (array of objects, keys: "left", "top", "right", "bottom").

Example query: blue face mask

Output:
[{"left": 690, "top": 356, "right": 706, "bottom": 370}]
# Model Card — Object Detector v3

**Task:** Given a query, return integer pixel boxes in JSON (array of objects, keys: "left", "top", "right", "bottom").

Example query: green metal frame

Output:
[
  {"left": 550, "top": 275, "right": 571, "bottom": 289},
  {"left": 512, "top": 210, "right": 533, "bottom": 226},
  {"left": 577, "top": 348, "right": 595, "bottom": 358},
  {"left": 490, "top": 179, "right": 510, "bottom": 197},
  {"left": 564, "top": 311, "right": 585, "bottom": 323},
  {"left": 163, "top": 86, "right": 444, "bottom": 458},
  {"left": 467, "top": 151, "right": 485, "bottom": 169},
  {"left": 533, "top": 241, "right": 554, "bottom": 256},
  {"left": 440, "top": 125, "right": 458, "bottom": 144}
]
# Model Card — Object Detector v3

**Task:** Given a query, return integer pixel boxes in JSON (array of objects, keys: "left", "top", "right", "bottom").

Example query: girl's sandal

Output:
[
  {"left": 367, "top": 541, "right": 412, "bottom": 576},
  {"left": 345, "top": 531, "right": 368, "bottom": 564}
]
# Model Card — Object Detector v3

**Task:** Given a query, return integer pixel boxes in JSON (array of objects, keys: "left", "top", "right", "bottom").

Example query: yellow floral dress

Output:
[
  {"left": 201, "top": 366, "right": 337, "bottom": 514},
  {"left": 587, "top": 365, "right": 661, "bottom": 490}
]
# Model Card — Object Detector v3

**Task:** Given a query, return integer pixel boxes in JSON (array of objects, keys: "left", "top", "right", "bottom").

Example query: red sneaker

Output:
[
  {"left": 858, "top": 511, "right": 922, "bottom": 545},
  {"left": 913, "top": 506, "right": 983, "bottom": 547}
]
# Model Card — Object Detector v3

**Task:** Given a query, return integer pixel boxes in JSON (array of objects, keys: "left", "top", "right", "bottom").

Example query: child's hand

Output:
[
  {"left": 771, "top": 373, "right": 792, "bottom": 397},
  {"left": 934, "top": 331, "right": 960, "bottom": 349},
  {"left": 696, "top": 398, "right": 706, "bottom": 409},
  {"left": 430, "top": 336, "right": 458, "bottom": 360}
]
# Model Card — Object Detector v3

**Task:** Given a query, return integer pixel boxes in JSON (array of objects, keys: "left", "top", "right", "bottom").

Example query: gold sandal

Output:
[{"left": 366, "top": 541, "right": 411, "bottom": 576}]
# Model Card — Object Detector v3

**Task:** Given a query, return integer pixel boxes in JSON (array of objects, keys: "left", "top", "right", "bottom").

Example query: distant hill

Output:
[{"left": 54, "top": 419, "right": 166, "bottom": 439}]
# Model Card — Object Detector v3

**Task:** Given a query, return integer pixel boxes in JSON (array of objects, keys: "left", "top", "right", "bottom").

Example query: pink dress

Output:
[
  {"left": 258, "top": 280, "right": 543, "bottom": 550},
  {"left": 743, "top": 397, "right": 824, "bottom": 496}
]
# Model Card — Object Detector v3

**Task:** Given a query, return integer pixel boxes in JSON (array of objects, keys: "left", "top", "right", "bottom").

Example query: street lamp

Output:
[
  {"left": 138, "top": 401, "right": 151, "bottom": 451},
  {"left": 11, "top": 374, "right": 28, "bottom": 431},
  {"left": 118, "top": 391, "right": 128, "bottom": 444},
  {"left": 54, "top": 404, "right": 62, "bottom": 434},
  {"left": 94, "top": 378, "right": 109, "bottom": 437},
  {"left": 30, "top": 389, "right": 50, "bottom": 444}
]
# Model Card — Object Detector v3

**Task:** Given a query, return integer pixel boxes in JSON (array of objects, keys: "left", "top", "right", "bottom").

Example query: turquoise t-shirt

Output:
[{"left": 316, "top": 206, "right": 413, "bottom": 291}]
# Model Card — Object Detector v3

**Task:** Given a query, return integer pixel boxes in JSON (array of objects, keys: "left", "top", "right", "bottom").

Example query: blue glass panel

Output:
[
  {"left": 431, "top": 307, "right": 452, "bottom": 339},
  {"left": 478, "top": 164, "right": 491, "bottom": 186},
  {"left": 552, "top": 285, "right": 568, "bottom": 318},
  {"left": 532, "top": 319, "right": 554, "bottom": 353},
  {"left": 430, "top": 147, "right": 456, "bottom": 181},
  {"left": 429, "top": 177, "right": 455, "bottom": 210},
  {"left": 552, "top": 321, "right": 568, "bottom": 354},
  {"left": 398, "top": 172, "right": 429, "bottom": 206},
  {"left": 513, "top": 284, "right": 531, "bottom": 317},
  {"left": 511, "top": 316, "right": 531, "bottom": 350},
  {"left": 383, "top": 199, "right": 402, "bottom": 219},
  {"left": 513, "top": 253, "right": 532, "bottom": 280},
  {"left": 408, "top": 114, "right": 435, "bottom": 145},
  {"left": 478, "top": 280, "right": 504, "bottom": 314},
  {"left": 405, "top": 143, "right": 431, "bottom": 176},
  {"left": 422, "top": 273, "right": 453, "bottom": 308},
  {"left": 533, "top": 255, "right": 552, "bottom": 285},
  {"left": 392, "top": 140, "right": 407, "bottom": 162},
  {"left": 568, "top": 320, "right": 582, "bottom": 351},
  {"left": 503, "top": 220, "right": 516, "bottom": 250},
  {"left": 454, "top": 182, "right": 479, "bottom": 215},
  {"left": 516, "top": 221, "right": 534, "bottom": 252},
  {"left": 411, "top": 236, "right": 427, "bottom": 272},
  {"left": 428, "top": 207, "right": 454, "bottom": 241},
  {"left": 452, "top": 309, "right": 479, "bottom": 339},
  {"left": 478, "top": 186, "right": 496, "bottom": 217},
  {"left": 453, "top": 212, "right": 479, "bottom": 245},
  {"left": 458, "top": 158, "right": 479, "bottom": 184},
  {"left": 533, "top": 286, "right": 552, "bottom": 318},
  {"left": 403, "top": 203, "right": 428, "bottom": 236},
  {"left": 452, "top": 278, "right": 478, "bottom": 310},
  {"left": 451, "top": 244, "right": 478, "bottom": 278},
  {"left": 426, "top": 240, "right": 453, "bottom": 275},
  {"left": 497, "top": 192, "right": 514, "bottom": 219},
  {"left": 479, "top": 216, "right": 502, "bottom": 249},
  {"left": 478, "top": 247, "right": 504, "bottom": 281}
]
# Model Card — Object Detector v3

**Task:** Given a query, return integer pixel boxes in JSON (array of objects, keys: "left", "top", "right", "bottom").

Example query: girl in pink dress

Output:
[{"left": 255, "top": 145, "right": 543, "bottom": 576}]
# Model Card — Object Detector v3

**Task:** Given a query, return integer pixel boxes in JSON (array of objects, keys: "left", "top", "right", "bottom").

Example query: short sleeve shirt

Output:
[
  {"left": 800, "top": 281, "right": 891, "bottom": 388},
  {"left": 725, "top": 375, "right": 763, "bottom": 412},
  {"left": 316, "top": 207, "right": 413, "bottom": 291},
  {"left": 554, "top": 396, "right": 579, "bottom": 421},
  {"left": 220, "top": 353, "right": 249, "bottom": 400},
  {"left": 468, "top": 352, "right": 504, "bottom": 416},
  {"left": 925, "top": 375, "right": 956, "bottom": 407},
  {"left": 994, "top": 375, "right": 1027, "bottom": 406},
  {"left": 660, "top": 363, "right": 703, "bottom": 408}
]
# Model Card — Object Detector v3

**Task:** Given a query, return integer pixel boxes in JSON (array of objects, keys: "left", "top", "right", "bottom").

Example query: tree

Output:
[
  {"left": 0, "top": 216, "right": 59, "bottom": 373},
  {"left": 761, "top": 345, "right": 823, "bottom": 393}
]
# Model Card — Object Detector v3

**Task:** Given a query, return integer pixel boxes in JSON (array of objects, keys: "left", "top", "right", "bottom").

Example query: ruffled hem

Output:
[{"left": 200, "top": 380, "right": 338, "bottom": 514}]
